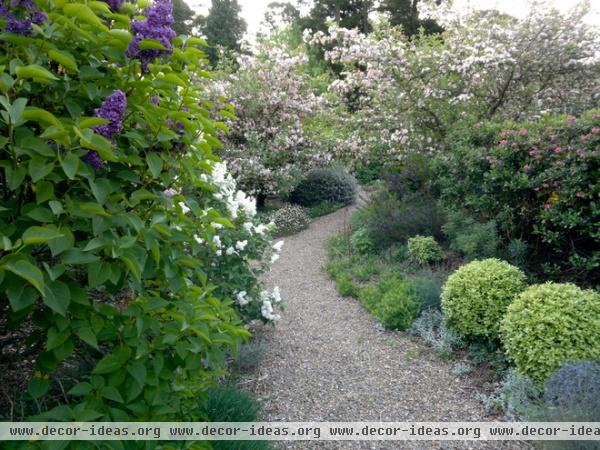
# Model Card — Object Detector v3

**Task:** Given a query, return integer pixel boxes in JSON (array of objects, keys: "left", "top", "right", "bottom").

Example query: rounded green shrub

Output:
[
  {"left": 290, "top": 167, "right": 357, "bottom": 207},
  {"left": 441, "top": 259, "right": 527, "bottom": 339},
  {"left": 407, "top": 235, "right": 444, "bottom": 265},
  {"left": 271, "top": 204, "right": 310, "bottom": 235},
  {"left": 501, "top": 283, "right": 600, "bottom": 384}
]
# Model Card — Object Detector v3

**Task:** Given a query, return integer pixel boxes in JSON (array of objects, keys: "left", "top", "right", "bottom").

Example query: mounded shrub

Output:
[
  {"left": 543, "top": 361, "right": 600, "bottom": 421},
  {"left": 407, "top": 235, "right": 444, "bottom": 265},
  {"left": 442, "top": 210, "right": 499, "bottom": 261},
  {"left": 359, "top": 276, "right": 419, "bottom": 331},
  {"left": 290, "top": 167, "right": 357, "bottom": 207},
  {"left": 501, "top": 283, "right": 600, "bottom": 384},
  {"left": 271, "top": 204, "right": 310, "bottom": 235},
  {"left": 441, "top": 259, "right": 527, "bottom": 339}
]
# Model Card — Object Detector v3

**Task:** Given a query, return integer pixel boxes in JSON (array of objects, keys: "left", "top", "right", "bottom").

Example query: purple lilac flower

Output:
[
  {"left": 150, "top": 96, "right": 160, "bottom": 105},
  {"left": 93, "top": 90, "right": 127, "bottom": 140},
  {"left": 126, "top": 0, "right": 176, "bottom": 71},
  {"left": 83, "top": 151, "right": 103, "bottom": 171},
  {"left": 104, "top": 0, "right": 123, "bottom": 12},
  {"left": 1, "top": 0, "right": 46, "bottom": 35}
]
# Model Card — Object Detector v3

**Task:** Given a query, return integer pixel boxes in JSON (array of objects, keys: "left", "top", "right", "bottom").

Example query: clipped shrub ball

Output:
[
  {"left": 441, "top": 259, "right": 527, "bottom": 339},
  {"left": 407, "top": 235, "right": 444, "bottom": 265},
  {"left": 271, "top": 204, "right": 310, "bottom": 236},
  {"left": 543, "top": 361, "right": 600, "bottom": 421},
  {"left": 501, "top": 283, "right": 600, "bottom": 384},
  {"left": 290, "top": 167, "right": 357, "bottom": 207}
]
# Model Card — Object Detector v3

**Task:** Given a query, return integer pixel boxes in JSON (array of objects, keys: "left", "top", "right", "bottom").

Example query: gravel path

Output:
[{"left": 242, "top": 205, "right": 523, "bottom": 450}]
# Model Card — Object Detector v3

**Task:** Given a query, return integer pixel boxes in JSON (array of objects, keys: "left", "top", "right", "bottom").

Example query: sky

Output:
[{"left": 189, "top": 0, "right": 600, "bottom": 39}]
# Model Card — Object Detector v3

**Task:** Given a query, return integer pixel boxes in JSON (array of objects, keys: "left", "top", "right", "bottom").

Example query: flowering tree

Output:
[
  {"left": 0, "top": 0, "right": 280, "bottom": 422},
  {"left": 211, "top": 38, "right": 328, "bottom": 203},
  {"left": 308, "top": 1, "right": 600, "bottom": 167}
]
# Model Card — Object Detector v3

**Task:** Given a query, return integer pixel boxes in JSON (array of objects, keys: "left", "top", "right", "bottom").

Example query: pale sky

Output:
[{"left": 190, "top": 0, "right": 600, "bottom": 39}]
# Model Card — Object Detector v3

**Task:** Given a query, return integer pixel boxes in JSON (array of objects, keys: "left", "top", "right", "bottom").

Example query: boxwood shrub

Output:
[
  {"left": 501, "top": 283, "right": 600, "bottom": 384},
  {"left": 290, "top": 167, "right": 357, "bottom": 207},
  {"left": 441, "top": 259, "right": 527, "bottom": 340}
]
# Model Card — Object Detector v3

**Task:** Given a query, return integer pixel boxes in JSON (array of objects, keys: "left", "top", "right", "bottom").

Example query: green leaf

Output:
[
  {"left": 60, "top": 153, "right": 79, "bottom": 179},
  {"left": 3, "top": 258, "right": 45, "bottom": 294},
  {"left": 139, "top": 39, "right": 166, "bottom": 50},
  {"left": 27, "top": 206, "right": 54, "bottom": 222},
  {"left": 79, "top": 117, "right": 109, "bottom": 129},
  {"left": 15, "top": 64, "right": 59, "bottom": 82},
  {"left": 146, "top": 153, "right": 163, "bottom": 178},
  {"left": 63, "top": 3, "right": 107, "bottom": 29},
  {"left": 21, "top": 136, "right": 55, "bottom": 157},
  {"left": 23, "top": 108, "right": 63, "bottom": 128},
  {"left": 5, "top": 166, "right": 26, "bottom": 190},
  {"left": 127, "top": 361, "right": 147, "bottom": 386},
  {"left": 9, "top": 97, "right": 28, "bottom": 124},
  {"left": 23, "top": 226, "right": 64, "bottom": 245},
  {"left": 48, "top": 49, "right": 78, "bottom": 72},
  {"left": 76, "top": 327, "right": 98, "bottom": 349},
  {"left": 7, "top": 284, "right": 38, "bottom": 311},
  {"left": 28, "top": 157, "right": 54, "bottom": 182},
  {"left": 93, "top": 347, "right": 131, "bottom": 375},
  {"left": 43, "top": 280, "right": 71, "bottom": 316},
  {"left": 61, "top": 248, "right": 100, "bottom": 265},
  {"left": 36, "top": 181, "right": 54, "bottom": 204},
  {"left": 68, "top": 382, "right": 93, "bottom": 396},
  {"left": 102, "top": 386, "right": 124, "bottom": 403},
  {"left": 88, "top": 261, "right": 111, "bottom": 288},
  {"left": 28, "top": 378, "right": 49, "bottom": 399}
]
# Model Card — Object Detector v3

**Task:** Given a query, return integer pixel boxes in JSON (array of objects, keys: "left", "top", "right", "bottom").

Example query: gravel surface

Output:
[{"left": 241, "top": 204, "right": 526, "bottom": 450}]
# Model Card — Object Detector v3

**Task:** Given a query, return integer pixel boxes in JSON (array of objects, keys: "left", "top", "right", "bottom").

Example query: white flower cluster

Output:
[
  {"left": 234, "top": 286, "right": 283, "bottom": 322},
  {"left": 208, "top": 162, "right": 257, "bottom": 220}
]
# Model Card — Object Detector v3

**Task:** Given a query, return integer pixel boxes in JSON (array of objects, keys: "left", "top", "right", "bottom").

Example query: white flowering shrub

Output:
[
  {"left": 306, "top": 2, "right": 600, "bottom": 167},
  {"left": 271, "top": 204, "right": 311, "bottom": 236},
  {"left": 210, "top": 38, "right": 329, "bottom": 201}
]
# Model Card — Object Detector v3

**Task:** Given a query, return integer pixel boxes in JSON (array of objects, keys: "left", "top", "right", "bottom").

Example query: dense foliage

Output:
[
  {"left": 290, "top": 167, "right": 357, "bottom": 207},
  {"left": 438, "top": 111, "right": 600, "bottom": 285},
  {"left": 0, "top": 0, "right": 280, "bottom": 425},
  {"left": 544, "top": 361, "right": 600, "bottom": 422},
  {"left": 501, "top": 283, "right": 600, "bottom": 384},
  {"left": 407, "top": 235, "right": 444, "bottom": 266},
  {"left": 441, "top": 259, "right": 527, "bottom": 340}
]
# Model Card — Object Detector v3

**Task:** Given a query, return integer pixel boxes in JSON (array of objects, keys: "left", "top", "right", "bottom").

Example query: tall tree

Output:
[
  {"left": 378, "top": 0, "right": 443, "bottom": 36},
  {"left": 202, "top": 0, "right": 247, "bottom": 65},
  {"left": 299, "top": 0, "right": 374, "bottom": 34},
  {"left": 171, "top": 0, "right": 195, "bottom": 36}
]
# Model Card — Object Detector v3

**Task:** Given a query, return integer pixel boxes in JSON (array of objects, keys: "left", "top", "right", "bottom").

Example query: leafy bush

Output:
[
  {"left": 202, "top": 387, "right": 272, "bottom": 450},
  {"left": 442, "top": 211, "right": 499, "bottom": 260},
  {"left": 505, "top": 238, "right": 529, "bottom": 268},
  {"left": 358, "top": 276, "right": 418, "bottom": 331},
  {"left": 335, "top": 275, "right": 360, "bottom": 298},
  {"left": 437, "top": 111, "right": 600, "bottom": 285},
  {"left": 290, "top": 167, "right": 357, "bottom": 207},
  {"left": 407, "top": 236, "right": 444, "bottom": 265},
  {"left": 0, "top": 0, "right": 280, "bottom": 423},
  {"left": 501, "top": 283, "right": 600, "bottom": 384},
  {"left": 351, "top": 228, "right": 376, "bottom": 255},
  {"left": 409, "top": 309, "right": 464, "bottom": 358},
  {"left": 544, "top": 361, "right": 600, "bottom": 421},
  {"left": 407, "top": 276, "right": 443, "bottom": 311},
  {"left": 441, "top": 259, "right": 527, "bottom": 340},
  {"left": 361, "top": 190, "right": 446, "bottom": 249},
  {"left": 270, "top": 204, "right": 310, "bottom": 235}
]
